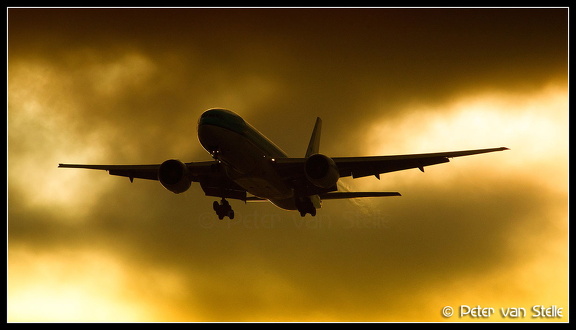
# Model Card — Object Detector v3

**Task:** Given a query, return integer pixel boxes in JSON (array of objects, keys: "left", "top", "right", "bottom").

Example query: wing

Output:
[
  {"left": 274, "top": 147, "right": 509, "bottom": 180},
  {"left": 58, "top": 161, "right": 217, "bottom": 182},
  {"left": 58, "top": 163, "right": 162, "bottom": 181},
  {"left": 334, "top": 147, "right": 509, "bottom": 179},
  {"left": 59, "top": 161, "right": 249, "bottom": 201}
]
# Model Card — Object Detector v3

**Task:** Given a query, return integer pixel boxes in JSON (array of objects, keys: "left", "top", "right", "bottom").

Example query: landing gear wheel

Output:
[
  {"left": 213, "top": 199, "right": 234, "bottom": 220},
  {"left": 299, "top": 208, "right": 316, "bottom": 217},
  {"left": 296, "top": 197, "right": 317, "bottom": 217}
]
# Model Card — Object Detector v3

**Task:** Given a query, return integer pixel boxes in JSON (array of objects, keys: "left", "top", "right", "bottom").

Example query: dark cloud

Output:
[{"left": 8, "top": 8, "right": 567, "bottom": 322}]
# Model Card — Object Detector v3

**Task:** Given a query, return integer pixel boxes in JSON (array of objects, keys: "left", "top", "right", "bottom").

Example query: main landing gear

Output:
[
  {"left": 213, "top": 198, "right": 234, "bottom": 220},
  {"left": 298, "top": 207, "right": 316, "bottom": 217},
  {"left": 296, "top": 197, "right": 317, "bottom": 217}
]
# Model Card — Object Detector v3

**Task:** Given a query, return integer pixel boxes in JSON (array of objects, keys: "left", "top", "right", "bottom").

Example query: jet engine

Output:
[
  {"left": 304, "top": 154, "right": 340, "bottom": 189},
  {"left": 158, "top": 159, "right": 191, "bottom": 194}
]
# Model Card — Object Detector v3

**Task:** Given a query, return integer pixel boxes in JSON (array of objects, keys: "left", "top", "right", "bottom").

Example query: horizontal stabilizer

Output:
[
  {"left": 245, "top": 191, "right": 401, "bottom": 203},
  {"left": 320, "top": 192, "right": 401, "bottom": 199},
  {"left": 245, "top": 196, "right": 268, "bottom": 202}
]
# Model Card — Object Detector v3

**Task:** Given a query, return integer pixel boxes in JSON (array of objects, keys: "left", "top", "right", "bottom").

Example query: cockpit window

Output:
[
  {"left": 203, "top": 112, "right": 221, "bottom": 119},
  {"left": 199, "top": 109, "right": 246, "bottom": 127}
]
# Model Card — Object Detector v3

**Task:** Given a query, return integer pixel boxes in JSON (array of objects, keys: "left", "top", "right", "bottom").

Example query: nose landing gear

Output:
[{"left": 213, "top": 198, "right": 234, "bottom": 220}]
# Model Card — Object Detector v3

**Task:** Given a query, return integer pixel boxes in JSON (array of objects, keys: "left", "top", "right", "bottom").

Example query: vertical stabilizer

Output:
[{"left": 305, "top": 117, "right": 322, "bottom": 157}]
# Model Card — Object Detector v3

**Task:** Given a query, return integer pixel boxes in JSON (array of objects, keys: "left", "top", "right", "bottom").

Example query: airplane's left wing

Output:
[
  {"left": 333, "top": 147, "right": 509, "bottom": 179},
  {"left": 273, "top": 147, "right": 509, "bottom": 181}
]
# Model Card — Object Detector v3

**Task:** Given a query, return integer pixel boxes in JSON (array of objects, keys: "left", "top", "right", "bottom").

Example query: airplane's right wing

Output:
[
  {"left": 59, "top": 161, "right": 217, "bottom": 182},
  {"left": 59, "top": 160, "right": 250, "bottom": 201}
]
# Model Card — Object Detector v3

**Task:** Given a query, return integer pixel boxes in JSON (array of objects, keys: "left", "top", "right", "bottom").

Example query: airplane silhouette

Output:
[{"left": 60, "top": 109, "right": 508, "bottom": 219}]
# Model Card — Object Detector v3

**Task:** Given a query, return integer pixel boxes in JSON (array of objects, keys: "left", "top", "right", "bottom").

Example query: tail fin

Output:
[{"left": 305, "top": 117, "right": 322, "bottom": 157}]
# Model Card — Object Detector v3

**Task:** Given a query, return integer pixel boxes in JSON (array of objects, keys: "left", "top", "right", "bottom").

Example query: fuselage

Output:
[{"left": 197, "top": 109, "right": 299, "bottom": 210}]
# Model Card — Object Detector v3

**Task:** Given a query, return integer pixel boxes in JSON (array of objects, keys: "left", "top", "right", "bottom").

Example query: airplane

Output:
[{"left": 59, "top": 108, "right": 508, "bottom": 219}]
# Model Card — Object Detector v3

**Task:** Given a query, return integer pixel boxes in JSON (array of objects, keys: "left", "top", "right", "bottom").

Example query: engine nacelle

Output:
[
  {"left": 158, "top": 159, "right": 191, "bottom": 194},
  {"left": 305, "top": 154, "right": 340, "bottom": 189}
]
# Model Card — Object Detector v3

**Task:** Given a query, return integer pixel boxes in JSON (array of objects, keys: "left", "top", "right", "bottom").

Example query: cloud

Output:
[{"left": 8, "top": 8, "right": 567, "bottom": 322}]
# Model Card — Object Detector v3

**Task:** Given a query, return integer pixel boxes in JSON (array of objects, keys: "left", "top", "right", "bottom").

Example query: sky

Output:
[{"left": 7, "top": 8, "right": 568, "bottom": 322}]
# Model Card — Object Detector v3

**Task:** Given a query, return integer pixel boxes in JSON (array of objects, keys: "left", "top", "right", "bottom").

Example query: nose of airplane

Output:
[{"left": 197, "top": 109, "right": 246, "bottom": 156}]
